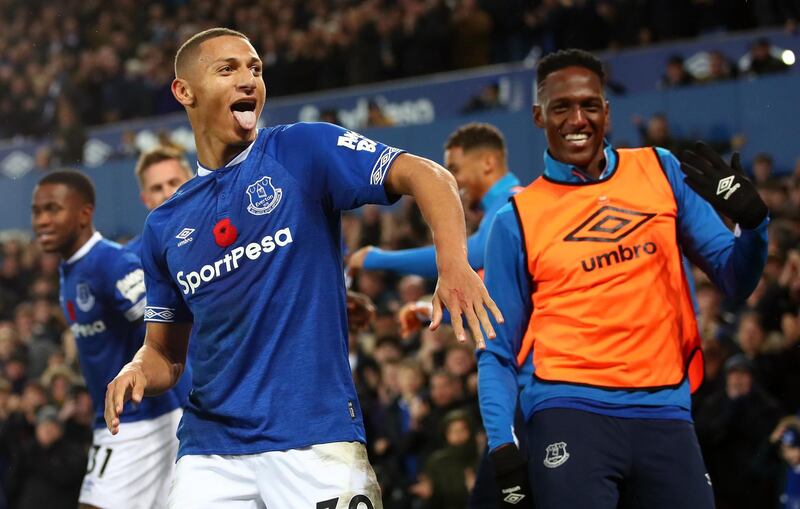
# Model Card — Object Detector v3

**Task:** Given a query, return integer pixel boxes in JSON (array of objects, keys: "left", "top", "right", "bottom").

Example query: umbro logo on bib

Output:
[{"left": 564, "top": 206, "right": 655, "bottom": 244}]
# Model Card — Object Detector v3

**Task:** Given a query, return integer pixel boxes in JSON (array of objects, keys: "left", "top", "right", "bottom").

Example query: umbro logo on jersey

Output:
[
  {"left": 564, "top": 206, "right": 655, "bottom": 243},
  {"left": 176, "top": 228, "right": 195, "bottom": 247},
  {"left": 716, "top": 175, "right": 740, "bottom": 200},
  {"left": 144, "top": 307, "right": 175, "bottom": 322}
]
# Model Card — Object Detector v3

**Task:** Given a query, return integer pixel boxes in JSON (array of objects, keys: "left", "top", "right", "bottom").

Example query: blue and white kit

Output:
[
  {"left": 140, "top": 122, "right": 405, "bottom": 459},
  {"left": 60, "top": 232, "right": 190, "bottom": 509}
]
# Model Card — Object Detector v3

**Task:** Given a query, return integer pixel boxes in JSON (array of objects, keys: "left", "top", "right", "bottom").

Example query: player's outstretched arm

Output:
[
  {"left": 104, "top": 322, "right": 191, "bottom": 434},
  {"left": 384, "top": 153, "right": 503, "bottom": 347}
]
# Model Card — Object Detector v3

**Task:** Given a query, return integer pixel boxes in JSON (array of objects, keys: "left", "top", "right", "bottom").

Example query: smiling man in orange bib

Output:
[{"left": 477, "top": 49, "right": 768, "bottom": 509}]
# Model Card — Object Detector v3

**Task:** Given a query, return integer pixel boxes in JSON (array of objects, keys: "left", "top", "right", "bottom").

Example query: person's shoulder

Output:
[
  {"left": 652, "top": 146, "right": 679, "bottom": 163},
  {"left": 495, "top": 202, "right": 518, "bottom": 223},
  {"left": 263, "top": 122, "right": 343, "bottom": 146},
  {"left": 96, "top": 238, "right": 141, "bottom": 269},
  {"left": 485, "top": 202, "right": 521, "bottom": 240}
]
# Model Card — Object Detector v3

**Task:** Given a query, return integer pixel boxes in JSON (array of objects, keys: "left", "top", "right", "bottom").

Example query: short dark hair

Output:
[
  {"left": 444, "top": 122, "right": 506, "bottom": 155},
  {"left": 175, "top": 27, "right": 249, "bottom": 78},
  {"left": 536, "top": 49, "right": 606, "bottom": 88},
  {"left": 37, "top": 170, "right": 95, "bottom": 206}
]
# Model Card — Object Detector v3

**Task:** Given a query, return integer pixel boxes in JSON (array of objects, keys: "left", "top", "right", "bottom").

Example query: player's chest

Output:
[
  {"left": 60, "top": 275, "right": 109, "bottom": 337},
  {"left": 162, "top": 165, "right": 323, "bottom": 296}
]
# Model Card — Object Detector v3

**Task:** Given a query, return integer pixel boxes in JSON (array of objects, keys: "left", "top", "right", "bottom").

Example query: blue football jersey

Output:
[
  {"left": 141, "top": 122, "right": 404, "bottom": 457},
  {"left": 59, "top": 232, "right": 190, "bottom": 428},
  {"left": 125, "top": 234, "right": 143, "bottom": 257}
]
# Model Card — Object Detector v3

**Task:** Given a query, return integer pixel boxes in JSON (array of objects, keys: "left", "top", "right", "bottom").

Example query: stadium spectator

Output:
[
  {"left": 696, "top": 354, "right": 782, "bottom": 509},
  {"left": 633, "top": 112, "right": 693, "bottom": 154},
  {"left": 451, "top": 0, "right": 493, "bottom": 69},
  {"left": 739, "top": 37, "right": 791, "bottom": 77},
  {"left": 0, "top": 0, "right": 795, "bottom": 145},
  {"left": 753, "top": 152, "right": 777, "bottom": 185},
  {"left": 411, "top": 409, "right": 480, "bottom": 509},
  {"left": 366, "top": 100, "right": 395, "bottom": 128},
  {"left": 461, "top": 83, "right": 505, "bottom": 114},
  {"left": 658, "top": 54, "right": 695, "bottom": 89},
  {"left": 7, "top": 405, "right": 85, "bottom": 509}
]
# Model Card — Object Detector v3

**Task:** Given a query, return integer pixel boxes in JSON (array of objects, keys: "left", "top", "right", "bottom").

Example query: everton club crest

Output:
[
  {"left": 75, "top": 283, "right": 95, "bottom": 312},
  {"left": 246, "top": 176, "right": 282, "bottom": 216},
  {"left": 543, "top": 441, "right": 570, "bottom": 468}
]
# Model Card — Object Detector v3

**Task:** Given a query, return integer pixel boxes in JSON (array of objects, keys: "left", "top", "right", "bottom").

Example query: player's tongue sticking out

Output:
[
  {"left": 233, "top": 109, "right": 256, "bottom": 130},
  {"left": 231, "top": 100, "right": 257, "bottom": 131}
]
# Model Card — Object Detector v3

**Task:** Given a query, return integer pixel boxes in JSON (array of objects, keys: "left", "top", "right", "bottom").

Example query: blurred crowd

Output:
[
  {"left": 1, "top": 138, "right": 799, "bottom": 508},
  {"left": 1, "top": 0, "right": 798, "bottom": 144}
]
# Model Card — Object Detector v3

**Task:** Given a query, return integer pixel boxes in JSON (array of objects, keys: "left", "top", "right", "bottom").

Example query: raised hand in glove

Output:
[
  {"left": 490, "top": 444, "right": 534, "bottom": 507},
  {"left": 679, "top": 142, "right": 768, "bottom": 229}
]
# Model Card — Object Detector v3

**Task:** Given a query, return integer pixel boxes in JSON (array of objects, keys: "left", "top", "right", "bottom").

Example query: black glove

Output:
[
  {"left": 490, "top": 444, "right": 534, "bottom": 507},
  {"left": 679, "top": 142, "right": 768, "bottom": 229}
]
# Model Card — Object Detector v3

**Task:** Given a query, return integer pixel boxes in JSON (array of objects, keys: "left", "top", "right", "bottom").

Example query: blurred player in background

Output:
[
  {"left": 348, "top": 122, "right": 522, "bottom": 280},
  {"left": 479, "top": 49, "right": 768, "bottom": 508},
  {"left": 104, "top": 27, "right": 502, "bottom": 508},
  {"left": 31, "top": 170, "right": 190, "bottom": 509},
  {"left": 349, "top": 122, "right": 530, "bottom": 508},
  {"left": 126, "top": 146, "right": 194, "bottom": 255}
]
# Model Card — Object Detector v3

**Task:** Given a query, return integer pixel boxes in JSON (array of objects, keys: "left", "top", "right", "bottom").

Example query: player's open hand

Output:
[
  {"left": 431, "top": 260, "right": 503, "bottom": 348},
  {"left": 346, "top": 246, "right": 374, "bottom": 271},
  {"left": 397, "top": 300, "right": 433, "bottom": 337},
  {"left": 104, "top": 361, "right": 148, "bottom": 435}
]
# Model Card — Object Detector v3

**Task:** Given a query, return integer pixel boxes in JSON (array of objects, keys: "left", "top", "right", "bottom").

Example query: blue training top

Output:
[{"left": 363, "top": 172, "right": 521, "bottom": 279}]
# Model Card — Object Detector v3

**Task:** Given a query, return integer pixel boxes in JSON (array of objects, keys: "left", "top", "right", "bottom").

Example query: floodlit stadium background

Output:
[{"left": 1, "top": 2, "right": 800, "bottom": 508}]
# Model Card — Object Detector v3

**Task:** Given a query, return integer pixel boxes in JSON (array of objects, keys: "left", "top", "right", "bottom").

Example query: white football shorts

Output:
[
  {"left": 79, "top": 408, "right": 181, "bottom": 509},
  {"left": 168, "top": 441, "right": 383, "bottom": 508}
]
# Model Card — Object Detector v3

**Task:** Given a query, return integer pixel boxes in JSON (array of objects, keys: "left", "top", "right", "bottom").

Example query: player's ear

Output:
[
  {"left": 79, "top": 203, "right": 94, "bottom": 227},
  {"left": 172, "top": 78, "right": 194, "bottom": 107},
  {"left": 533, "top": 104, "right": 545, "bottom": 129},
  {"left": 482, "top": 151, "right": 496, "bottom": 175}
]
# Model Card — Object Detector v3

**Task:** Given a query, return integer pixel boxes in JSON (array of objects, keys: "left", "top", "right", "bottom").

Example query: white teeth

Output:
[{"left": 565, "top": 134, "right": 589, "bottom": 141}]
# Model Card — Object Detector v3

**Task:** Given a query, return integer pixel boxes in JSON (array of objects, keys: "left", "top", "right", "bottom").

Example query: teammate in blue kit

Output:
[
  {"left": 31, "top": 170, "right": 190, "bottom": 509},
  {"left": 348, "top": 122, "right": 522, "bottom": 280},
  {"left": 104, "top": 27, "right": 502, "bottom": 508},
  {"left": 478, "top": 49, "right": 768, "bottom": 508},
  {"left": 127, "top": 146, "right": 194, "bottom": 256}
]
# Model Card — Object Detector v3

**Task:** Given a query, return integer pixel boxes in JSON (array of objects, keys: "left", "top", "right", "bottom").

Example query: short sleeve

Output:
[
  {"left": 141, "top": 219, "right": 193, "bottom": 324},
  {"left": 272, "top": 122, "right": 405, "bottom": 210},
  {"left": 105, "top": 249, "right": 147, "bottom": 322}
]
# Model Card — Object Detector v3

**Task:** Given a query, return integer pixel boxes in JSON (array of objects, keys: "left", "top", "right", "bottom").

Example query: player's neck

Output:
[
  {"left": 581, "top": 151, "right": 607, "bottom": 179},
  {"left": 195, "top": 134, "right": 254, "bottom": 170},
  {"left": 62, "top": 227, "right": 96, "bottom": 260}
]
